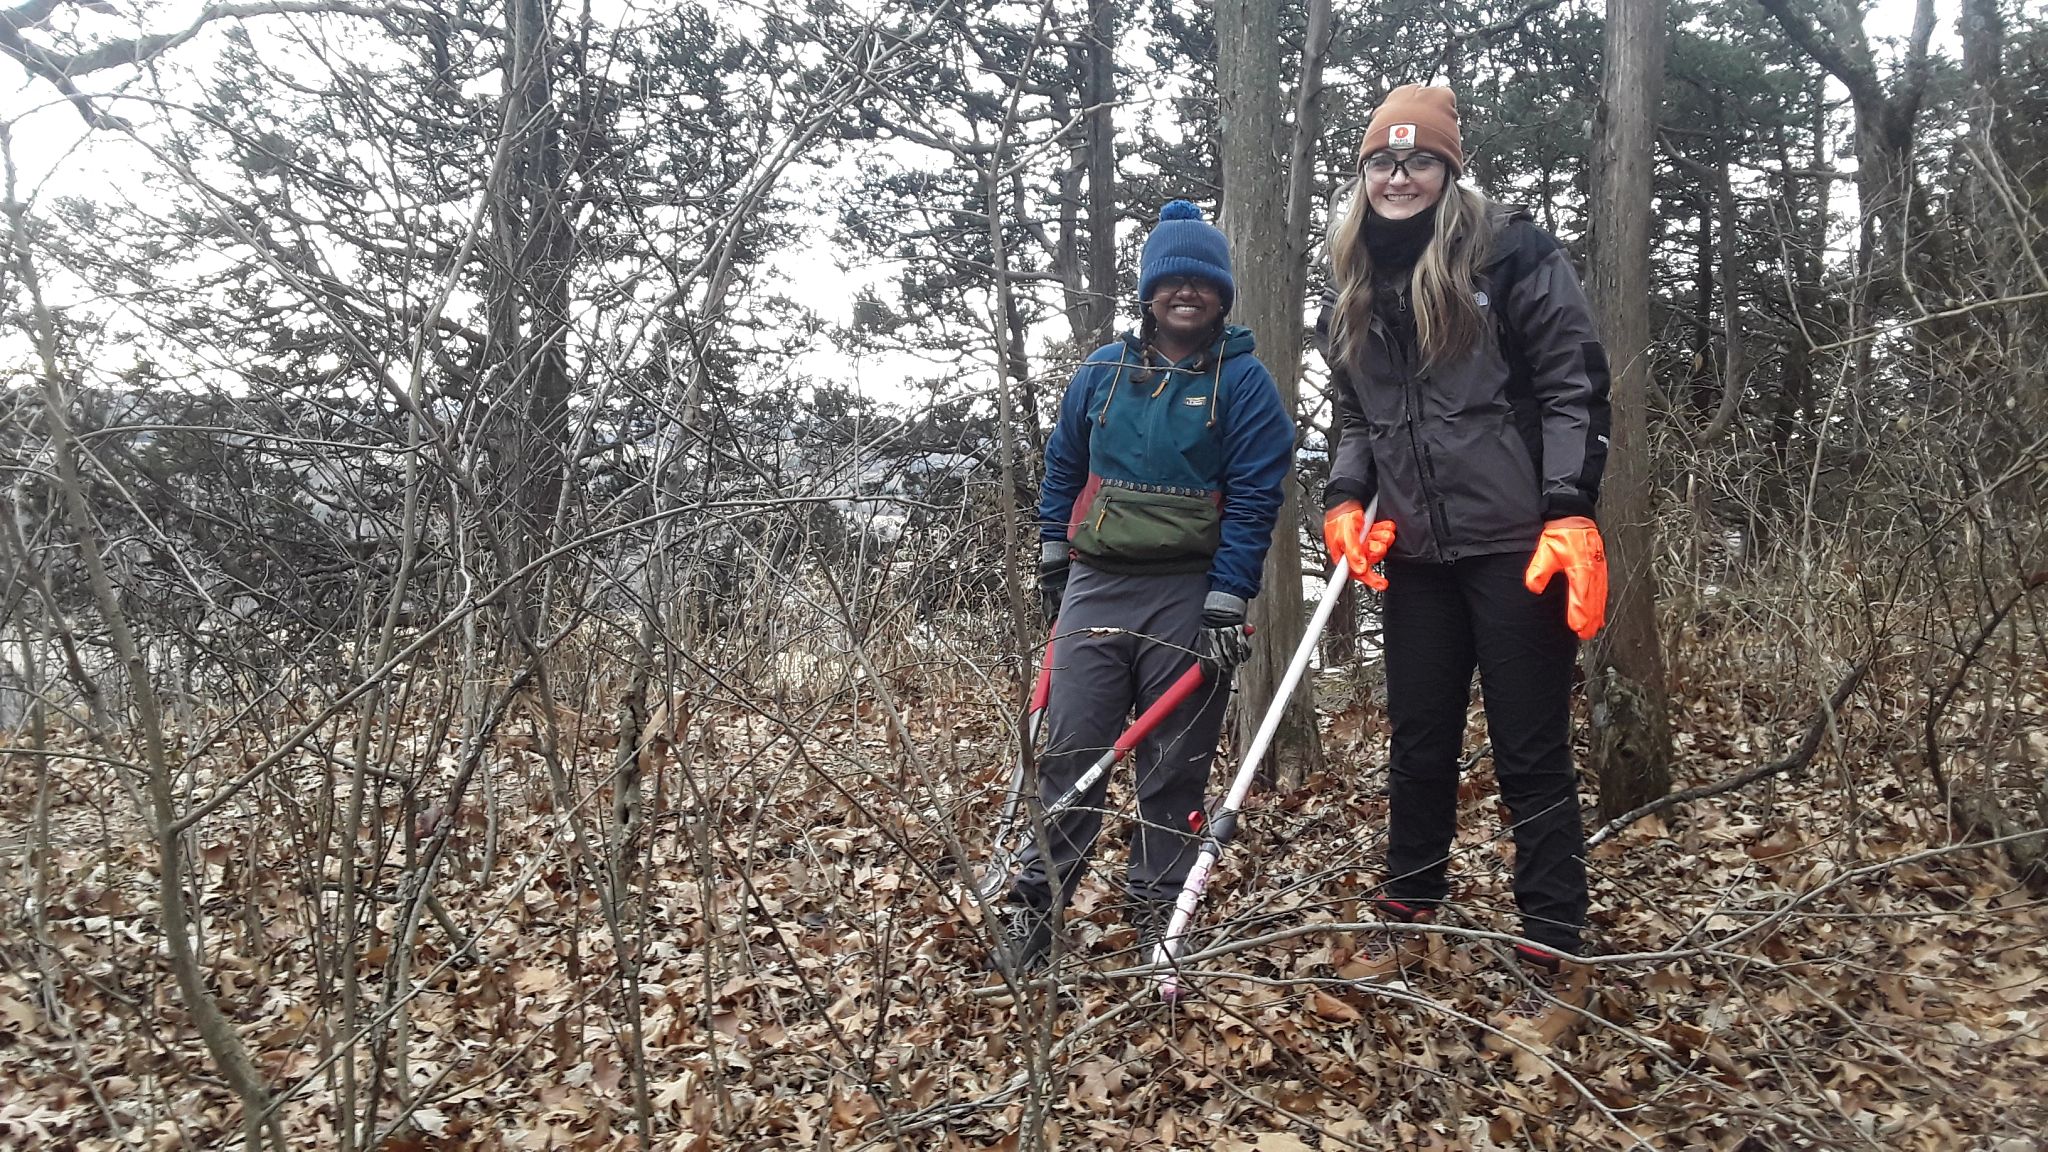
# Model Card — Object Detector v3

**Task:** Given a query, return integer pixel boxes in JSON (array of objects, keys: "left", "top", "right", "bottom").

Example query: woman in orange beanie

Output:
[{"left": 1316, "top": 84, "right": 1611, "bottom": 1051}]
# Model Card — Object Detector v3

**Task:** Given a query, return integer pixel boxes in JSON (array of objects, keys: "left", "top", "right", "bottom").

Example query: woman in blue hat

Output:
[{"left": 989, "top": 200, "right": 1294, "bottom": 971}]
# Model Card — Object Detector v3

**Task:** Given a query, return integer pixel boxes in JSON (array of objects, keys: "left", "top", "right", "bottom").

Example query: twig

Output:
[
  {"left": 1102, "top": 826, "right": 2048, "bottom": 973},
  {"left": 1587, "top": 658, "right": 1870, "bottom": 848},
  {"left": 1806, "top": 289, "right": 2048, "bottom": 353},
  {"left": 1922, "top": 570, "right": 2048, "bottom": 803}
]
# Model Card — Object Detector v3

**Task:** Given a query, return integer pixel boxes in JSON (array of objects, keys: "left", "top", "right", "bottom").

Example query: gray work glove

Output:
[
  {"left": 1038, "top": 540, "right": 1071, "bottom": 624},
  {"left": 1195, "top": 590, "right": 1250, "bottom": 676}
]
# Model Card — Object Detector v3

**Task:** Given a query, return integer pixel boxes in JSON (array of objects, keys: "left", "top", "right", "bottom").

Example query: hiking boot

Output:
[
  {"left": 1483, "top": 945, "right": 1595, "bottom": 1054},
  {"left": 1341, "top": 898, "right": 1439, "bottom": 982},
  {"left": 988, "top": 902, "right": 1053, "bottom": 973}
]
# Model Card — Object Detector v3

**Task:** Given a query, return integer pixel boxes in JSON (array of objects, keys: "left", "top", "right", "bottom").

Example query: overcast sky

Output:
[{"left": 0, "top": 0, "right": 1968, "bottom": 408}]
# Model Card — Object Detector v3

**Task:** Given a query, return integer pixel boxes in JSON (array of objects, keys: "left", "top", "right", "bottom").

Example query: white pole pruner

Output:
[{"left": 1155, "top": 496, "right": 1377, "bottom": 1001}]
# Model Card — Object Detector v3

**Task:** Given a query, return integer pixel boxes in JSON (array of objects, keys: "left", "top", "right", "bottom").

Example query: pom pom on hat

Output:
[{"left": 1139, "top": 199, "right": 1235, "bottom": 315}]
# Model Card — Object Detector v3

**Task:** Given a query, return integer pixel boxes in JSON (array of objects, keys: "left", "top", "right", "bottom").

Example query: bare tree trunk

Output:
[
  {"left": 1584, "top": 0, "right": 1673, "bottom": 821},
  {"left": 1700, "top": 152, "right": 1743, "bottom": 444},
  {"left": 604, "top": 352, "right": 701, "bottom": 1148},
  {"left": 1959, "top": 0, "right": 2017, "bottom": 310},
  {"left": 1285, "top": 0, "right": 1332, "bottom": 261},
  {"left": 1960, "top": 0, "right": 2007, "bottom": 147},
  {"left": 988, "top": 291, "right": 1033, "bottom": 672},
  {"left": 1219, "top": 0, "right": 1323, "bottom": 787},
  {"left": 1755, "top": 0, "right": 1934, "bottom": 316},
  {"left": 488, "top": 0, "right": 575, "bottom": 633},
  {"left": 982, "top": 14, "right": 1052, "bottom": 686},
  {"left": 0, "top": 519, "right": 53, "bottom": 937},
  {"left": 1082, "top": 0, "right": 1118, "bottom": 347},
  {"left": 984, "top": 16, "right": 1058, "bottom": 1146},
  {"left": 1660, "top": 133, "right": 1745, "bottom": 446}
]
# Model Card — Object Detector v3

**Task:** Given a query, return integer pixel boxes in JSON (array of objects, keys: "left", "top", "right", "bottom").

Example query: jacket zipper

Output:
[{"left": 1382, "top": 290, "right": 1452, "bottom": 560}]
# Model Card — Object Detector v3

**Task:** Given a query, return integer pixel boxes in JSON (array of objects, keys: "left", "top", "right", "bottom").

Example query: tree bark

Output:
[
  {"left": 1218, "top": 0, "right": 1323, "bottom": 788},
  {"left": 1584, "top": 0, "right": 1672, "bottom": 821},
  {"left": 488, "top": 0, "right": 574, "bottom": 628},
  {"left": 1754, "top": 0, "right": 1934, "bottom": 311},
  {"left": 1960, "top": 0, "right": 2007, "bottom": 147},
  {"left": 1082, "top": 0, "right": 1118, "bottom": 347}
]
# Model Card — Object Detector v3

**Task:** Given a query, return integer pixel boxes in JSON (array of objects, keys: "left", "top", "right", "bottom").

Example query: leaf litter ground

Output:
[{"left": 1, "top": 651, "right": 2045, "bottom": 1150}]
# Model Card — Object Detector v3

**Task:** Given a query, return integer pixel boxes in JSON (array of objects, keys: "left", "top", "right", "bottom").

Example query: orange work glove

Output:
[
  {"left": 1323, "top": 500, "right": 1397, "bottom": 591},
  {"left": 1523, "top": 516, "right": 1608, "bottom": 640}
]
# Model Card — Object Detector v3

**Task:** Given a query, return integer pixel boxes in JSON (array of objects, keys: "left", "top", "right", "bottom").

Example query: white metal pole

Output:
[{"left": 1157, "top": 496, "right": 1376, "bottom": 1000}]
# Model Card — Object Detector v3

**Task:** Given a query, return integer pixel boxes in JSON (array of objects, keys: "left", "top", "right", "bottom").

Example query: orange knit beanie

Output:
[{"left": 1359, "top": 85, "right": 1463, "bottom": 173}]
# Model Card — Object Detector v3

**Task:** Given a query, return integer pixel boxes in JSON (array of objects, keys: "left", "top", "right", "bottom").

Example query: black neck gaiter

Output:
[{"left": 1363, "top": 201, "right": 1440, "bottom": 274}]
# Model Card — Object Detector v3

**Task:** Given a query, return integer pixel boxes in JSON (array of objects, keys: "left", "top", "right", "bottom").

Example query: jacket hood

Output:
[{"left": 1477, "top": 203, "right": 1536, "bottom": 271}]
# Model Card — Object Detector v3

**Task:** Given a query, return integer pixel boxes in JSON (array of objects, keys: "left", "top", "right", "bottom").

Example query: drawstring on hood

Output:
[
  {"left": 1101, "top": 321, "right": 1232, "bottom": 429},
  {"left": 1203, "top": 332, "right": 1224, "bottom": 428}
]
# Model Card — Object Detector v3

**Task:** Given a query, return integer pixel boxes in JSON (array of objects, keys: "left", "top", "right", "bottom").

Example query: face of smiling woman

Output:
[
  {"left": 1362, "top": 150, "right": 1450, "bottom": 221},
  {"left": 1147, "top": 275, "right": 1225, "bottom": 356}
]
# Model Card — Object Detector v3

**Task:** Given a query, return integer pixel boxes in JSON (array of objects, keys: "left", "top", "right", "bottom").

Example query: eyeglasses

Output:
[
  {"left": 1361, "top": 151, "right": 1446, "bottom": 180},
  {"left": 1150, "top": 275, "right": 1221, "bottom": 299}
]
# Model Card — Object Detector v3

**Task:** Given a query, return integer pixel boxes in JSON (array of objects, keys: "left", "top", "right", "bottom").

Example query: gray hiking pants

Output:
[{"left": 1009, "top": 563, "right": 1233, "bottom": 910}]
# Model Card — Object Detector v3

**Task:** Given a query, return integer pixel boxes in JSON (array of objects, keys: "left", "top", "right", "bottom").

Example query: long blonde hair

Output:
[{"left": 1327, "top": 180, "right": 1492, "bottom": 374}]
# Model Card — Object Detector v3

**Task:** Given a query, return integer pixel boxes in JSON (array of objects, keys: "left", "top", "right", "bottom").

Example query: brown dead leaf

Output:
[
  {"left": 0, "top": 988, "right": 40, "bottom": 1034},
  {"left": 1332, "top": 956, "right": 1379, "bottom": 981},
  {"left": 1306, "top": 990, "right": 1360, "bottom": 1023},
  {"left": 1498, "top": 1027, "right": 1553, "bottom": 1082},
  {"left": 829, "top": 1087, "right": 879, "bottom": 1130}
]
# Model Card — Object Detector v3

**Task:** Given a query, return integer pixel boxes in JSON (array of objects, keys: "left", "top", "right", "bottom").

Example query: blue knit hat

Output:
[{"left": 1138, "top": 200, "right": 1235, "bottom": 316}]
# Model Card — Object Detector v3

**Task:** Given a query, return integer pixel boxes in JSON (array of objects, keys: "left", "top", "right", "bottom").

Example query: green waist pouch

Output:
[{"left": 1070, "top": 481, "right": 1221, "bottom": 574}]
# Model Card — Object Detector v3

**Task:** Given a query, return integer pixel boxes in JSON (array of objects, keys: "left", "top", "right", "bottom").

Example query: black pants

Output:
[{"left": 1381, "top": 552, "right": 1587, "bottom": 953}]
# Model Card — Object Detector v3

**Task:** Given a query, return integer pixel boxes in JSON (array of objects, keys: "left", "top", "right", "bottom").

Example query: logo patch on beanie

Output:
[{"left": 1388, "top": 123, "right": 1417, "bottom": 150}]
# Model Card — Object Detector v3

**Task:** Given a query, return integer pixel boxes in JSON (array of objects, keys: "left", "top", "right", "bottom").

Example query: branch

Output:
[
  {"left": 1467, "top": 0, "right": 1569, "bottom": 41},
  {"left": 1806, "top": 288, "right": 2048, "bottom": 353},
  {"left": 1897, "top": 0, "right": 1937, "bottom": 118},
  {"left": 0, "top": 1, "right": 73, "bottom": 33},
  {"left": 1779, "top": 166, "right": 1854, "bottom": 182},
  {"left": 1587, "top": 659, "right": 1870, "bottom": 847},
  {"left": 1923, "top": 569, "right": 2048, "bottom": 801},
  {"left": 1435, "top": 0, "right": 1568, "bottom": 79},
  {"left": 0, "top": 0, "right": 503, "bottom": 124},
  {"left": 1656, "top": 132, "right": 1721, "bottom": 186},
  {"left": 1752, "top": 0, "right": 1882, "bottom": 110},
  {"left": 856, "top": 106, "right": 999, "bottom": 157}
]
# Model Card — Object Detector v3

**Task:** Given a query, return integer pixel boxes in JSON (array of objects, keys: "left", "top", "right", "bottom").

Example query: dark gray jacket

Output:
[{"left": 1320, "top": 205, "right": 1611, "bottom": 563}]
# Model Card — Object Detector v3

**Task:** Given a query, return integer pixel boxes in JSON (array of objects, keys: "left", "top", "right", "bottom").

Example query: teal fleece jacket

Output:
[{"left": 1038, "top": 324, "right": 1294, "bottom": 601}]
